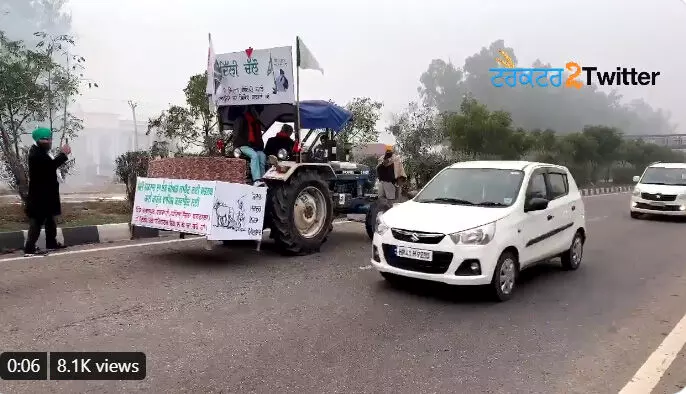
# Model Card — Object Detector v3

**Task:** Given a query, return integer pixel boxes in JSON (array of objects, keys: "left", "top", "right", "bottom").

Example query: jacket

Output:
[
  {"left": 377, "top": 154, "right": 407, "bottom": 183},
  {"left": 26, "top": 144, "right": 68, "bottom": 218},
  {"left": 232, "top": 112, "right": 264, "bottom": 151},
  {"left": 264, "top": 132, "right": 295, "bottom": 157}
]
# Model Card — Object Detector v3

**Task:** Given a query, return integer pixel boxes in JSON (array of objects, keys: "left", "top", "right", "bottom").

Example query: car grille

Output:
[
  {"left": 381, "top": 244, "right": 453, "bottom": 274},
  {"left": 635, "top": 202, "right": 682, "bottom": 211},
  {"left": 391, "top": 228, "right": 445, "bottom": 244},
  {"left": 641, "top": 192, "right": 676, "bottom": 202}
]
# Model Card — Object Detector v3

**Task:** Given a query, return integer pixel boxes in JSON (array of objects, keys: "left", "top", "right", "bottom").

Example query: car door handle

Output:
[
  {"left": 547, "top": 215, "right": 554, "bottom": 220},
  {"left": 571, "top": 205, "right": 576, "bottom": 211}
]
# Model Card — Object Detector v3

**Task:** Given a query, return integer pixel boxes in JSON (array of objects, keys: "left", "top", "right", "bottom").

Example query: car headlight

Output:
[
  {"left": 449, "top": 222, "right": 496, "bottom": 245},
  {"left": 233, "top": 148, "right": 242, "bottom": 158},
  {"left": 678, "top": 193, "right": 686, "bottom": 200},
  {"left": 632, "top": 188, "right": 641, "bottom": 196},
  {"left": 376, "top": 212, "right": 389, "bottom": 235},
  {"left": 277, "top": 148, "right": 288, "bottom": 160}
]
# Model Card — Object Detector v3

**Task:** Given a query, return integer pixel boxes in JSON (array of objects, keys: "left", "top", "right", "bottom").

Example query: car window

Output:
[
  {"left": 526, "top": 172, "right": 547, "bottom": 199},
  {"left": 547, "top": 172, "right": 568, "bottom": 199},
  {"left": 414, "top": 168, "right": 525, "bottom": 207},
  {"left": 640, "top": 167, "right": 686, "bottom": 186}
]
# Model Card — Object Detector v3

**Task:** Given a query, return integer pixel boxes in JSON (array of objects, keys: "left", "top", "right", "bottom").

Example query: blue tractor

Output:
[{"left": 218, "top": 100, "right": 377, "bottom": 253}]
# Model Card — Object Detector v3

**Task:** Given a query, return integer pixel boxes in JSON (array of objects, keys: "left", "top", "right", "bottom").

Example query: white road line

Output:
[
  {"left": 0, "top": 219, "right": 354, "bottom": 263},
  {"left": 587, "top": 216, "right": 609, "bottom": 222},
  {"left": 359, "top": 265, "right": 373, "bottom": 270},
  {"left": 618, "top": 312, "right": 686, "bottom": 394}
]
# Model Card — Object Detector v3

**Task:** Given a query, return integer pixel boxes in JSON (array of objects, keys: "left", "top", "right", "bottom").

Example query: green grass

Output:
[{"left": 0, "top": 201, "right": 132, "bottom": 232}]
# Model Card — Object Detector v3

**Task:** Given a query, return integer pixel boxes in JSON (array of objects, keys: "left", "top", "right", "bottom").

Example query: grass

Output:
[{"left": 0, "top": 201, "right": 132, "bottom": 232}]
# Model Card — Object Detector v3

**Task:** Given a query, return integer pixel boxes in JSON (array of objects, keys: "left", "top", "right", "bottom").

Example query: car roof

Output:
[
  {"left": 448, "top": 160, "right": 568, "bottom": 172},
  {"left": 648, "top": 162, "right": 686, "bottom": 169}
]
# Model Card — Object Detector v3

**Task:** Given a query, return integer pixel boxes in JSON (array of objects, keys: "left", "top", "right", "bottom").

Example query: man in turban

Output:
[
  {"left": 376, "top": 145, "right": 407, "bottom": 201},
  {"left": 24, "top": 127, "right": 71, "bottom": 256}
]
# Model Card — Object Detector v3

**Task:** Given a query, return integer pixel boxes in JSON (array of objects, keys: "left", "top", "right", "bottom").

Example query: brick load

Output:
[{"left": 147, "top": 157, "right": 247, "bottom": 184}]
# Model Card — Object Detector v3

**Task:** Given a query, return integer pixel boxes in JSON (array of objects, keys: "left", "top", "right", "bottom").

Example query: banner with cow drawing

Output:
[{"left": 207, "top": 182, "right": 268, "bottom": 241}]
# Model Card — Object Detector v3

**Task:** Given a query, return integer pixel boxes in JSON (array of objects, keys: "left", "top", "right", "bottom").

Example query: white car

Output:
[
  {"left": 370, "top": 161, "right": 587, "bottom": 301},
  {"left": 630, "top": 162, "right": 686, "bottom": 218}
]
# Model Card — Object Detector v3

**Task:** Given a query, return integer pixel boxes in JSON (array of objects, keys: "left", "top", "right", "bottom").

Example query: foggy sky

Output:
[{"left": 60, "top": 0, "right": 686, "bottom": 140}]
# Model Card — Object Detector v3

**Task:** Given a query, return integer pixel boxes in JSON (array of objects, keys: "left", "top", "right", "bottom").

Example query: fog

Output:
[{"left": 1, "top": 0, "right": 685, "bottom": 189}]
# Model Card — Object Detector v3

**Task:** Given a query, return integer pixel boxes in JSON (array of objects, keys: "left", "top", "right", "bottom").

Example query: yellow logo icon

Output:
[{"left": 495, "top": 50, "right": 515, "bottom": 69}]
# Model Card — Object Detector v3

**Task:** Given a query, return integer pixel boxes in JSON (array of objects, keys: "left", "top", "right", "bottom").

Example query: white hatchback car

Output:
[
  {"left": 371, "top": 161, "right": 587, "bottom": 301},
  {"left": 630, "top": 162, "right": 686, "bottom": 218}
]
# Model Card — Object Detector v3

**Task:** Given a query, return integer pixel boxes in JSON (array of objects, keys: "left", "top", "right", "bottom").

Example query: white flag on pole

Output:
[
  {"left": 206, "top": 33, "right": 216, "bottom": 100},
  {"left": 297, "top": 37, "right": 323, "bottom": 74}
]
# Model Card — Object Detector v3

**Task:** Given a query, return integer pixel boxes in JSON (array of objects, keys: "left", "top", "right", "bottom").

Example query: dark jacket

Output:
[
  {"left": 264, "top": 132, "right": 295, "bottom": 157},
  {"left": 232, "top": 112, "right": 264, "bottom": 151},
  {"left": 26, "top": 144, "right": 68, "bottom": 218}
]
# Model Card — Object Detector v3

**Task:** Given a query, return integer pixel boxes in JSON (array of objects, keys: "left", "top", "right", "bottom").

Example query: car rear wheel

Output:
[
  {"left": 490, "top": 251, "right": 518, "bottom": 302},
  {"left": 561, "top": 231, "right": 584, "bottom": 270}
]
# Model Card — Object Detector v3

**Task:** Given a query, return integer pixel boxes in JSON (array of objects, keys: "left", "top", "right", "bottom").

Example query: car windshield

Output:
[
  {"left": 640, "top": 167, "right": 686, "bottom": 186},
  {"left": 414, "top": 168, "right": 525, "bottom": 207}
]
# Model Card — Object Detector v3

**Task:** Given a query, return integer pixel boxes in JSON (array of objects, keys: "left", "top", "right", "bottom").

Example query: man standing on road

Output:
[
  {"left": 376, "top": 145, "right": 407, "bottom": 202},
  {"left": 24, "top": 127, "right": 71, "bottom": 256}
]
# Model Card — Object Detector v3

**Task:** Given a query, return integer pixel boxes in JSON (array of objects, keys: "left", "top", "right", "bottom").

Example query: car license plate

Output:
[
  {"left": 396, "top": 246, "right": 433, "bottom": 261},
  {"left": 338, "top": 194, "right": 346, "bottom": 205}
]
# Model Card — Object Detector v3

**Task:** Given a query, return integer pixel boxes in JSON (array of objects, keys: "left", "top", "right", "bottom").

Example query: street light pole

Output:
[{"left": 128, "top": 100, "right": 139, "bottom": 151}]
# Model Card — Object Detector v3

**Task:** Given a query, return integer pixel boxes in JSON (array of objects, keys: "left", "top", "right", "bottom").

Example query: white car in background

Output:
[
  {"left": 630, "top": 162, "right": 686, "bottom": 218},
  {"left": 370, "top": 161, "right": 587, "bottom": 301}
]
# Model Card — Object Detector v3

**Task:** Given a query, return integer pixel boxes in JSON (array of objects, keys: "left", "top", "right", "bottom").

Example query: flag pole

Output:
[{"left": 295, "top": 36, "right": 302, "bottom": 163}]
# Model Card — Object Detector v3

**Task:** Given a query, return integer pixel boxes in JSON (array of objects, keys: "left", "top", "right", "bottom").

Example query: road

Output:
[{"left": 1, "top": 192, "right": 686, "bottom": 393}]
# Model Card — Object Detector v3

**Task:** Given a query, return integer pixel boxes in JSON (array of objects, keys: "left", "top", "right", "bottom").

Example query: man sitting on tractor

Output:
[
  {"left": 233, "top": 106, "right": 266, "bottom": 184},
  {"left": 376, "top": 145, "right": 407, "bottom": 201},
  {"left": 264, "top": 124, "right": 295, "bottom": 158}
]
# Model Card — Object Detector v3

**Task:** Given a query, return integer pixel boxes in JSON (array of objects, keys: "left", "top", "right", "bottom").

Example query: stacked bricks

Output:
[{"left": 147, "top": 157, "right": 247, "bottom": 184}]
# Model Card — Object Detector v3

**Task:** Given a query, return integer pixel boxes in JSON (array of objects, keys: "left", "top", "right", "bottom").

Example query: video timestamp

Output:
[{"left": 0, "top": 352, "right": 146, "bottom": 380}]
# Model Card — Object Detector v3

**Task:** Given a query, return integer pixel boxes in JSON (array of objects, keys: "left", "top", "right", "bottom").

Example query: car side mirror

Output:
[
  {"left": 632, "top": 175, "right": 640, "bottom": 183},
  {"left": 525, "top": 197, "right": 549, "bottom": 212}
]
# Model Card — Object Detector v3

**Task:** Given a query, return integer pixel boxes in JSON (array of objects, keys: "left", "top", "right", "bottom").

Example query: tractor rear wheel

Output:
[{"left": 268, "top": 170, "right": 334, "bottom": 255}]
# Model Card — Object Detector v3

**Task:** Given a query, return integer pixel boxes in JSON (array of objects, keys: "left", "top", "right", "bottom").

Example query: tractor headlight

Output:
[
  {"left": 233, "top": 148, "right": 242, "bottom": 158},
  {"left": 277, "top": 148, "right": 288, "bottom": 160},
  {"left": 449, "top": 222, "right": 496, "bottom": 245}
]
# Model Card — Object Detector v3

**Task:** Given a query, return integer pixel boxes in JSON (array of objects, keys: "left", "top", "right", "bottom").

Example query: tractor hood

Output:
[{"left": 328, "top": 161, "right": 370, "bottom": 177}]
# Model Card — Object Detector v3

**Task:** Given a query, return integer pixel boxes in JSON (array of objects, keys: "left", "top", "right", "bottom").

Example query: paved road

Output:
[{"left": 2, "top": 193, "right": 686, "bottom": 393}]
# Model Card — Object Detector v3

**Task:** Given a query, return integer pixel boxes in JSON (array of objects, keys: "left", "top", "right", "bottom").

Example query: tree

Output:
[
  {"left": 114, "top": 151, "right": 149, "bottom": 208},
  {"left": 389, "top": 101, "right": 449, "bottom": 187},
  {"left": 0, "top": 0, "right": 71, "bottom": 44},
  {"left": 0, "top": 31, "right": 51, "bottom": 201},
  {"left": 337, "top": 97, "right": 384, "bottom": 146},
  {"left": 147, "top": 73, "right": 219, "bottom": 155},
  {"left": 0, "top": 28, "right": 90, "bottom": 203}
]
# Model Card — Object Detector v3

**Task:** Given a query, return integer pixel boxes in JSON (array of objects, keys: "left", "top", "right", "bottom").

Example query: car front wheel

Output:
[{"left": 490, "top": 251, "right": 518, "bottom": 302}]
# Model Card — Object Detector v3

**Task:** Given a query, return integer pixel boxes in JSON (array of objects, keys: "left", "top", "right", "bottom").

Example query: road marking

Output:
[
  {"left": 359, "top": 265, "right": 373, "bottom": 270},
  {"left": 0, "top": 219, "right": 354, "bottom": 263},
  {"left": 618, "top": 312, "right": 686, "bottom": 394},
  {"left": 587, "top": 216, "right": 608, "bottom": 222}
]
